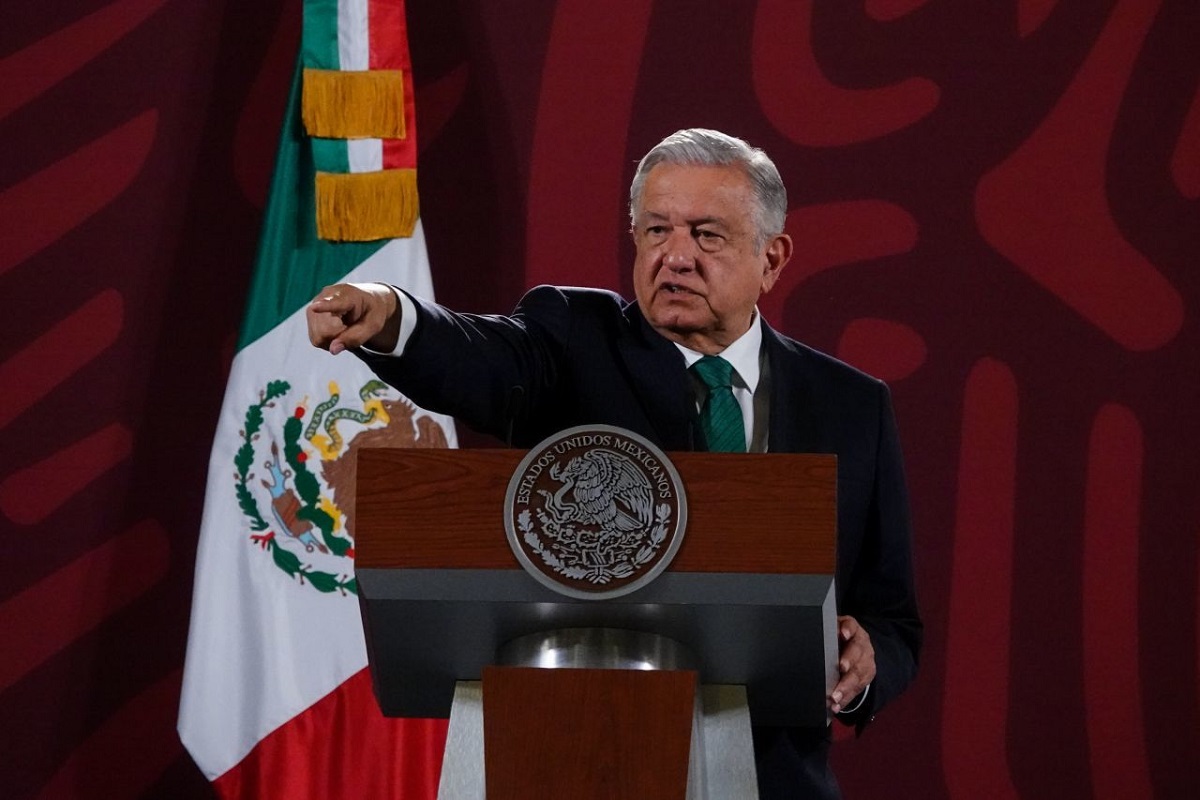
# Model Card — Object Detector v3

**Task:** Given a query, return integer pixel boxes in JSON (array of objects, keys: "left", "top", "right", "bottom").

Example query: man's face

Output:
[{"left": 632, "top": 163, "right": 790, "bottom": 354}]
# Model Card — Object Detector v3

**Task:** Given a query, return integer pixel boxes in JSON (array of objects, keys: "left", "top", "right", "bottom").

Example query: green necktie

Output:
[{"left": 691, "top": 355, "right": 746, "bottom": 453}]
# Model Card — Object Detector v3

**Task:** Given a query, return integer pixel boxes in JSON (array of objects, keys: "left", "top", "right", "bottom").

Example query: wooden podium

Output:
[{"left": 356, "top": 448, "right": 838, "bottom": 799}]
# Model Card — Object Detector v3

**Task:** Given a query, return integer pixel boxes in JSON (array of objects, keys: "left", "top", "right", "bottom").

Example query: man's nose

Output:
[{"left": 662, "top": 229, "right": 697, "bottom": 270}]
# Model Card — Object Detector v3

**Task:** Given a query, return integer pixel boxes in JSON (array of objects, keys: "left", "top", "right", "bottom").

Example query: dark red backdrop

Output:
[{"left": 2, "top": 0, "right": 1197, "bottom": 797}]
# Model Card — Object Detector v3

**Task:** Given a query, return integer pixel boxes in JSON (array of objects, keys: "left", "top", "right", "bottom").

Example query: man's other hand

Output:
[
  {"left": 307, "top": 282, "right": 400, "bottom": 354},
  {"left": 830, "top": 615, "right": 875, "bottom": 714}
]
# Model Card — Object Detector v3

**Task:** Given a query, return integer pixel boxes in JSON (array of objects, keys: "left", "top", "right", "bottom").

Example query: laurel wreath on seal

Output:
[
  {"left": 234, "top": 380, "right": 357, "bottom": 596},
  {"left": 517, "top": 503, "right": 672, "bottom": 584}
]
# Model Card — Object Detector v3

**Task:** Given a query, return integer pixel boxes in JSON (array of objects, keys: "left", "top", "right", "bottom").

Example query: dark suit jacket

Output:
[{"left": 360, "top": 285, "right": 921, "bottom": 799}]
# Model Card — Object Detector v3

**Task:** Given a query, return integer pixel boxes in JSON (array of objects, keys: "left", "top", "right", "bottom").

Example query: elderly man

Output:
[{"left": 308, "top": 128, "right": 921, "bottom": 798}]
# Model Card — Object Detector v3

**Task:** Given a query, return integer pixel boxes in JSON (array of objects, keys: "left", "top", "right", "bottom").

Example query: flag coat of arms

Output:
[{"left": 179, "top": 1, "right": 452, "bottom": 795}]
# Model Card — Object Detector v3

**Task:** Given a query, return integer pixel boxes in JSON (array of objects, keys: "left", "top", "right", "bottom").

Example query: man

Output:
[{"left": 307, "top": 128, "right": 921, "bottom": 798}]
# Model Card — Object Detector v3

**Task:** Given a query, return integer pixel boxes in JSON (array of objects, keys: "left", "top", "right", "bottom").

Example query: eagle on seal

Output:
[{"left": 538, "top": 449, "right": 654, "bottom": 534}]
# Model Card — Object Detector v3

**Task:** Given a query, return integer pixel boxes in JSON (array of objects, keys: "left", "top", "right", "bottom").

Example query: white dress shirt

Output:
[{"left": 674, "top": 311, "right": 764, "bottom": 453}]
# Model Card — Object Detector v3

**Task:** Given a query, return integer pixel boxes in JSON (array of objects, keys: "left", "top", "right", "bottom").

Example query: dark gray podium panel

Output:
[{"left": 356, "top": 567, "right": 836, "bottom": 728}]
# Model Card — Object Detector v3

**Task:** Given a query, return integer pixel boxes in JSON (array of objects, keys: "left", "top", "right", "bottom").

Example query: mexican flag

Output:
[{"left": 178, "top": 1, "right": 452, "bottom": 795}]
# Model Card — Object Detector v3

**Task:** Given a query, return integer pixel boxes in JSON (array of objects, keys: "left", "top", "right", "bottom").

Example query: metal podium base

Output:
[{"left": 436, "top": 629, "right": 759, "bottom": 800}]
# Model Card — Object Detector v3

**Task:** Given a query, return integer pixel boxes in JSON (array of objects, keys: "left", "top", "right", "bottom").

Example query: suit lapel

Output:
[
  {"left": 763, "top": 323, "right": 824, "bottom": 454},
  {"left": 619, "top": 303, "right": 699, "bottom": 450}
]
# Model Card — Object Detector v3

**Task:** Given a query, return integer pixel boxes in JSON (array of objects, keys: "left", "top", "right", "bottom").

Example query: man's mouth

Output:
[{"left": 661, "top": 283, "right": 695, "bottom": 295}]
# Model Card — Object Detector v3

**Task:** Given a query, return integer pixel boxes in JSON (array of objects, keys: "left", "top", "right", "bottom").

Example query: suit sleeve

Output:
[
  {"left": 355, "top": 285, "right": 573, "bottom": 441},
  {"left": 839, "top": 381, "right": 922, "bottom": 727}
]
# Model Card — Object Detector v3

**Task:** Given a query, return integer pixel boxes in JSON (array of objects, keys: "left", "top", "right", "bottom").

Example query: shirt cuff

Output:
[
  {"left": 835, "top": 683, "right": 870, "bottom": 716},
  {"left": 359, "top": 284, "right": 417, "bottom": 357}
]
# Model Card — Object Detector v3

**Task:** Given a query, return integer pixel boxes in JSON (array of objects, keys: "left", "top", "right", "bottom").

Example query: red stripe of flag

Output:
[{"left": 369, "top": 0, "right": 416, "bottom": 170}]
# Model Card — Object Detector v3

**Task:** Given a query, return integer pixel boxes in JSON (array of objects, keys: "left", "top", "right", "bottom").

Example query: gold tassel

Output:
[
  {"left": 315, "top": 169, "right": 419, "bottom": 241},
  {"left": 302, "top": 68, "right": 406, "bottom": 139}
]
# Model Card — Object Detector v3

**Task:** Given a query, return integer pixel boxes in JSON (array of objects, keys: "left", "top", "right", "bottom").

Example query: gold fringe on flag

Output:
[
  {"left": 302, "top": 68, "right": 407, "bottom": 139},
  {"left": 315, "top": 169, "right": 419, "bottom": 241}
]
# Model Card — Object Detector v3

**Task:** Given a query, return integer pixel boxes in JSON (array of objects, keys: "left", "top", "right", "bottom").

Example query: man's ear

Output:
[{"left": 760, "top": 233, "right": 793, "bottom": 294}]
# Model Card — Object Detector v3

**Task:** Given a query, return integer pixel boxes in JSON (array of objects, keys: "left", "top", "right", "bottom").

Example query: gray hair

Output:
[{"left": 629, "top": 128, "right": 787, "bottom": 250}]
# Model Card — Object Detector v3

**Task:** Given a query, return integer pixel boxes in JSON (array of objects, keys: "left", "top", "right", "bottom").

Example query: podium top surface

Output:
[{"left": 355, "top": 449, "right": 835, "bottom": 575}]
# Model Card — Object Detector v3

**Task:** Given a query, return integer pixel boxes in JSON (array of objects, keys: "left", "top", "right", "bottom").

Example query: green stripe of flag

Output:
[
  {"left": 301, "top": 0, "right": 341, "bottom": 70},
  {"left": 310, "top": 138, "right": 351, "bottom": 175},
  {"left": 300, "top": 0, "right": 352, "bottom": 176},
  {"left": 238, "top": 55, "right": 386, "bottom": 349}
]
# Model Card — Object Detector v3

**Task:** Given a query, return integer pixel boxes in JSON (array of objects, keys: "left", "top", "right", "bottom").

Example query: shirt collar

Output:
[{"left": 674, "top": 310, "right": 763, "bottom": 393}]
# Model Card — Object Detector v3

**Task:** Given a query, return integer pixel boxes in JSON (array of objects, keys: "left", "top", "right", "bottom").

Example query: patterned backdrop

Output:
[{"left": 1, "top": 0, "right": 1197, "bottom": 797}]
